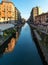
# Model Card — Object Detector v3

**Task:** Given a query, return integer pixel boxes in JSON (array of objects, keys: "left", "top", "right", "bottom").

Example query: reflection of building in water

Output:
[
  {"left": 0, "top": 0, "right": 21, "bottom": 23},
  {"left": 4, "top": 32, "right": 19, "bottom": 53},
  {"left": 0, "top": 30, "right": 20, "bottom": 56},
  {"left": 5, "top": 38, "right": 16, "bottom": 53}
]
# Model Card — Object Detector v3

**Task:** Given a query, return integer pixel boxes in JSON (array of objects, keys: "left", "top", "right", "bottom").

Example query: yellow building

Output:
[
  {"left": 32, "top": 7, "right": 42, "bottom": 17},
  {"left": 30, "top": 7, "right": 42, "bottom": 22},
  {"left": 0, "top": 0, "right": 21, "bottom": 23}
]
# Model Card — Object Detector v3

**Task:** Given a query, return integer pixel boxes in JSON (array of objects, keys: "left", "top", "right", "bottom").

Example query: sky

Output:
[{"left": 0, "top": 0, "right": 48, "bottom": 20}]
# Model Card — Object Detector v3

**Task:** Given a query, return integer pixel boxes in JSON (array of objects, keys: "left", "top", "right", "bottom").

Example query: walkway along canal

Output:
[{"left": 0, "top": 23, "right": 43, "bottom": 65}]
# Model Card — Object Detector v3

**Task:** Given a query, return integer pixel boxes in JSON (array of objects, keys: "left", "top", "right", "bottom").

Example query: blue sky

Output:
[{"left": 0, "top": 0, "right": 48, "bottom": 20}]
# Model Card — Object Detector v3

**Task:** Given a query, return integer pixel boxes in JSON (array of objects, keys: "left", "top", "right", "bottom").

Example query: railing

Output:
[{"left": 30, "top": 23, "right": 48, "bottom": 35}]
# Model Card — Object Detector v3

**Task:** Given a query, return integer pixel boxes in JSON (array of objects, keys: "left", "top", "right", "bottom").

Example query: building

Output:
[
  {"left": 0, "top": 0, "right": 21, "bottom": 23},
  {"left": 35, "top": 13, "right": 48, "bottom": 24},
  {"left": 21, "top": 18, "right": 26, "bottom": 24},
  {"left": 30, "top": 7, "right": 42, "bottom": 22},
  {"left": 15, "top": 7, "right": 21, "bottom": 22}
]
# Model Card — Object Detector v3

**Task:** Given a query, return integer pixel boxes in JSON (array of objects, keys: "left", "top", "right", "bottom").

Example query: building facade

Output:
[
  {"left": 35, "top": 13, "right": 48, "bottom": 24},
  {"left": 30, "top": 7, "right": 42, "bottom": 22},
  {"left": 0, "top": 0, "right": 21, "bottom": 23},
  {"left": 15, "top": 7, "right": 21, "bottom": 21}
]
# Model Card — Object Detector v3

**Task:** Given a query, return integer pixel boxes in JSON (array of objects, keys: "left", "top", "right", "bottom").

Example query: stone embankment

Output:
[{"left": 33, "top": 30, "right": 48, "bottom": 65}]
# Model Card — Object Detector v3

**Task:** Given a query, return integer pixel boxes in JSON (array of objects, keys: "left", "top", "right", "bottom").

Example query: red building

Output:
[{"left": 35, "top": 13, "right": 48, "bottom": 24}]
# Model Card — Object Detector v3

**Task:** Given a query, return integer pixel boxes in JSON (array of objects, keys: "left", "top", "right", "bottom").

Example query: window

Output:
[
  {"left": 4, "top": 17, "right": 5, "bottom": 20},
  {"left": 0, "top": 7, "right": 1, "bottom": 10},
  {"left": 2, "top": 17, "right": 5, "bottom": 20},
  {"left": 46, "top": 19, "right": 48, "bottom": 23},
  {"left": 46, "top": 16, "right": 48, "bottom": 18},
  {"left": 0, "top": 12, "right": 1, "bottom": 15}
]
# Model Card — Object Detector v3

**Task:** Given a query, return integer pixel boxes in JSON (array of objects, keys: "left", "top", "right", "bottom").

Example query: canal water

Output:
[{"left": 0, "top": 23, "right": 43, "bottom": 65}]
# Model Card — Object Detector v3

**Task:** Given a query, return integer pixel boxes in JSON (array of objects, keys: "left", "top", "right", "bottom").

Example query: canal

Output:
[{"left": 0, "top": 23, "right": 43, "bottom": 65}]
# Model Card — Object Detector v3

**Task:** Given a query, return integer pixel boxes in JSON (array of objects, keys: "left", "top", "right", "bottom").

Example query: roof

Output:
[
  {"left": 35, "top": 12, "right": 48, "bottom": 18},
  {"left": 0, "top": 23, "right": 14, "bottom": 31}
]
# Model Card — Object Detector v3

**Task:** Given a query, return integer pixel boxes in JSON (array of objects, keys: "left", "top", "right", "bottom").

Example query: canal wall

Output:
[{"left": 30, "top": 26, "right": 48, "bottom": 65}]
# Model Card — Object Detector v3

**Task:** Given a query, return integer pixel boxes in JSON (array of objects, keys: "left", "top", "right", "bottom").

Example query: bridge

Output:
[{"left": 30, "top": 23, "right": 48, "bottom": 35}]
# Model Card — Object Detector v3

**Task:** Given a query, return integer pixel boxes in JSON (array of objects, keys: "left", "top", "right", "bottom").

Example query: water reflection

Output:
[
  {"left": 0, "top": 23, "right": 43, "bottom": 65},
  {"left": 5, "top": 38, "right": 16, "bottom": 53},
  {"left": 0, "top": 32, "right": 19, "bottom": 56}
]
